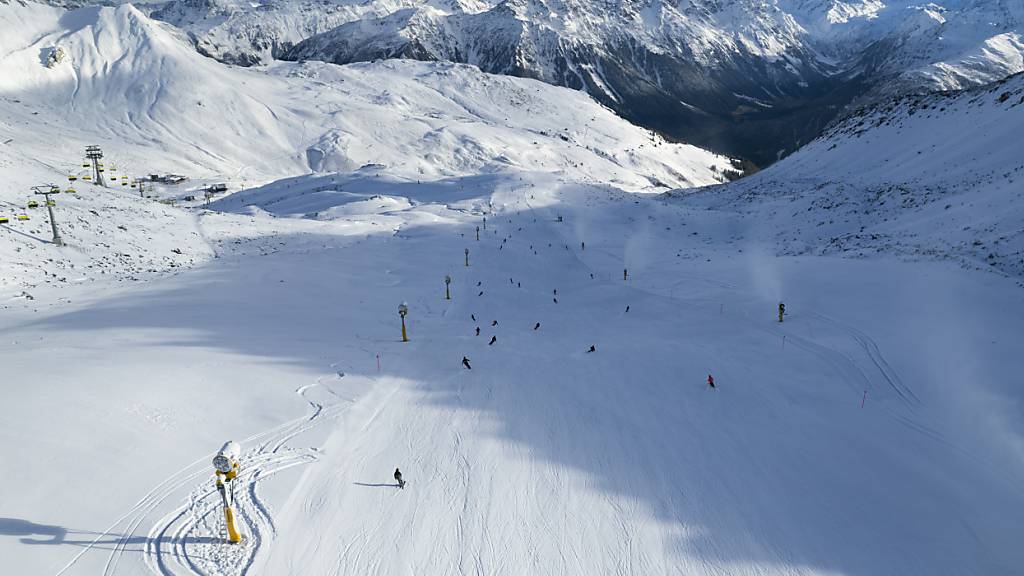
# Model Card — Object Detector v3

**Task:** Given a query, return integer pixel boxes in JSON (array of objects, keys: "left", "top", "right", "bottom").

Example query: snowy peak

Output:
[{"left": 0, "top": 1, "right": 730, "bottom": 187}]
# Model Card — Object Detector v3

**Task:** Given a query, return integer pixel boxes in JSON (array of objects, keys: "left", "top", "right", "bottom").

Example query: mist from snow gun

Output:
[
  {"left": 745, "top": 244, "right": 783, "bottom": 304},
  {"left": 624, "top": 222, "right": 653, "bottom": 273}
]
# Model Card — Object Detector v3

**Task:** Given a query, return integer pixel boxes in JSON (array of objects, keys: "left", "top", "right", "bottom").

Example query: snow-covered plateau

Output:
[{"left": 1, "top": 2, "right": 1022, "bottom": 576}]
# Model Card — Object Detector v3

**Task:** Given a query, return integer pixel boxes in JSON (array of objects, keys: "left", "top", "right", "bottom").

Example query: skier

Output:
[
  {"left": 471, "top": 314, "right": 476, "bottom": 321},
  {"left": 462, "top": 356, "right": 472, "bottom": 370},
  {"left": 394, "top": 468, "right": 405, "bottom": 489},
  {"left": 491, "top": 320, "right": 498, "bottom": 327},
  {"left": 624, "top": 268, "right": 628, "bottom": 281},
  {"left": 553, "top": 297, "right": 558, "bottom": 304},
  {"left": 625, "top": 305, "right": 630, "bottom": 313},
  {"left": 778, "top": 302, "right": 785, "bottom": 323},
  {"left": 553, "top": 289, "right": 557, "bottom": 295},
  {"left": 707, "top": 374, "right": 715, "bottom": 389},
  {"left": 489, "top": 336, "right": 497, "bottom": 346},
  {"left": 587, "top": 345, "right": 596, "bottom": 353},
  {"left": 534, "top": 322, "right": 541, "bottom": 330},
  {"left": 475, "top": 327, "right": 481, "bottom": 336},
  {"left": 581, "top": 241, "right": 585, "bottom": 251},
  {"left": 479, "top": 291, "right": 484, "bottom": 296}
]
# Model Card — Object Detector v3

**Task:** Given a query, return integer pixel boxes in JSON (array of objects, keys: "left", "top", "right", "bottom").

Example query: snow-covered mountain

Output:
[
  {"left": 676, "top": 71, "right": 1024, "bottom": 279},
  {"left": 140, "top": 0, "right": 1023, "bottom": 165},
  {"left": 3, "top": 4, "right": 1024, "bottom": 576},
  {"left": 0, "top": 0, "right": 728, "bottom": 294}
]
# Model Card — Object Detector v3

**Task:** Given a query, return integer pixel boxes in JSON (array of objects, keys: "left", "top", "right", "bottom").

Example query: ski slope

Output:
[
  {"left": 1, "top": 2, "right": 1023, "bottom": 576},
  {"left": 3, "top": 171, "right": 1023, "bottom": 575}
]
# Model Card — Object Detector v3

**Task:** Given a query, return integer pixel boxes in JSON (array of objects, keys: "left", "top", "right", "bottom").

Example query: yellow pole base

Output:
[{"left": 224, "top": 506, "right": 242, "bottom": 543}]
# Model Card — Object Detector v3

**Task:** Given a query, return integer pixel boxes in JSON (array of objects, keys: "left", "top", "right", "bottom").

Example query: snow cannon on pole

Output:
[
  {"left": 399, "top": 302, "right": 409, "bottom": 342},
  {"left": 212, "top": 441, "right": 243, "bottom": 544},
  {"left": 445, "top": 275, "right": 452, "bottom": 300},
  {"left": 465, "top": 248, "right": 470, "bottom": 267}
]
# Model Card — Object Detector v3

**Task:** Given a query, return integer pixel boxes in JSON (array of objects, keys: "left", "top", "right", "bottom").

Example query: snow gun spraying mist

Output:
[
  {"left": 623, "top": 223, "right": 654, "bottom": 283},
  {"left": 745, "top": 244, "right": 784, "bottom": 318},
  {"left": 213, "top": 441, "right": 244, "bottom": 544}
]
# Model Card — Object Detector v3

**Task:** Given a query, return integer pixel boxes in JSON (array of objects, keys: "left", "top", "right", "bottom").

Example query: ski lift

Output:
[
  {"left": 65, "top": 188, "right": 76, "bottom": 194},
  {"left": 46, "top": 200, "right": 55, "bottom": 207},
  {"left": 16, "top": 214, "right": 29, "bottom": 221},
  {"left": 98, "top": 168, "right": 105, "bottom": 172},
  {"left": 0, "top": 217, "right": 8, "bottom": 224},
  {"left": 121, "top": 182, "right": 128, "bottom": 186},
  {"left": 27, "top": 201, "right": 39, "bottom": 208},
  {"left": 81, "top": 163, "right": 90, "bottom": 168},
  {"left": 68, "top": 175, "right": 77, "bottom": 182}
]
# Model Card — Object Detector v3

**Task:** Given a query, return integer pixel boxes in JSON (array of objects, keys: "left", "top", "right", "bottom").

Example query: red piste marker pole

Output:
[{"left": 861, "top": 390, "right": 867, "bottom": 408}]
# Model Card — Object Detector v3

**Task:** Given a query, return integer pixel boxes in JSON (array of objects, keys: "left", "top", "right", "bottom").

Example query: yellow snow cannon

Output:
[{"left": 213, "top": 441, "right": 243, "bottom": 544}]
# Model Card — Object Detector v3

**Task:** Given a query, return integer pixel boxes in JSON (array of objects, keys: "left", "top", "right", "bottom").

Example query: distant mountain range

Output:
[{"left": 24, "top": 1, "right": 1024, "bottom": 166}]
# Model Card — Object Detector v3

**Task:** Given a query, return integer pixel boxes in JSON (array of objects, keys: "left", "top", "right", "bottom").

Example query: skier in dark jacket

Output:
[
  {"left": 394, "top": 468, "right": 405, "bottom": 489},
  {"left": 462, "top": 356, "right": 472, "bottom": 370},
  {"left": 708, "top": 374, "right": 715, "bottom": 389},
  {"left": 489, "top": 336, "right": 497, "bottom": 345}
]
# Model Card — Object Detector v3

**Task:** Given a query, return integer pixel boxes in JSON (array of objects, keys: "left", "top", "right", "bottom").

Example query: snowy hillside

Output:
[
  {"left": 0, "top": 1, "right": 727, "bottom": 295},
  {"left": 676, "top": 72, "right": 1024, "bottom": 278}
]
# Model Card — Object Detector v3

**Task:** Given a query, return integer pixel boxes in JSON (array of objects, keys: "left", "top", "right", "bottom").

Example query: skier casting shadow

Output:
[{"left": 394, "top": 468, "right": 405, "bottom": 489}]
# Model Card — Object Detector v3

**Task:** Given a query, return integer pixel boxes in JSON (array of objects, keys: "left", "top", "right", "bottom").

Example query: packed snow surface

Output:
[
  {"left": 1, "top": 3, "right": 1023, "bottom": 576},
  {"left": 3, "top": 170, "right": 1024, "bottom": 576}
]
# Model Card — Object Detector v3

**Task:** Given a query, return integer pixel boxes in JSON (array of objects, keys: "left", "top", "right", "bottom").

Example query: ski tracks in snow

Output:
[{"left": 56, "top": 370, "right": 378, "bottom": 576}]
